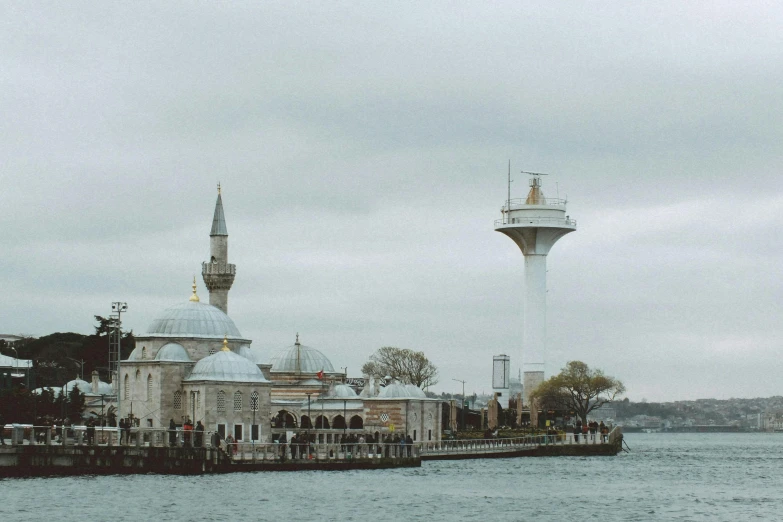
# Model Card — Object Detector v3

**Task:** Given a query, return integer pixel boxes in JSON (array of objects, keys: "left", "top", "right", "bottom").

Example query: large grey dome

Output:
[
  {"left": 270, "top": 343, "right": 334, "bottom": 373},
  {"left": 155, "top": 342, "right": 191, "bottom": 362},
  {"left": 146, "top": 300, "right": 243, "bottom": 339},
  {"left": 185, "top": 349, "right": 268, "bottom": 383}
]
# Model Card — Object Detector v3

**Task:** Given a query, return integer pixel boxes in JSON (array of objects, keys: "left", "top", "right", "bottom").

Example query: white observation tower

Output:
[{"left": 494, "top": 170, "right": 576, "bottom": 408}]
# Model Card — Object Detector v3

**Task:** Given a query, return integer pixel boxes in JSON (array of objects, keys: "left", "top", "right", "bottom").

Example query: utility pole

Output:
[
  {"left": 110, "top": 302, "right": 127, "bottom": 427},
  {"left": 452, "top": 378, "right": 467, "bottom": 431}
]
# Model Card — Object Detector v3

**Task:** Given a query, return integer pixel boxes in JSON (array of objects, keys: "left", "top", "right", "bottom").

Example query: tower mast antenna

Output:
[{"left": 506, "top": 160, "right": 513, "bottom": 225}]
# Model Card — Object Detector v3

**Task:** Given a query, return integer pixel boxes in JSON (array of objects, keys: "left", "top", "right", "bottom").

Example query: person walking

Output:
[
  {"left": 573, "top": 420, "right": 581, "bottom": 443},
  {"left": 86, "top": 418, "right": 96, "bottom": 445},
  {"left": 169, "top": 419, "right": 177, "bottom": 446},
  {"left": 225, "top": 434, "right": 235, "bottom": 457},
  {"left": 195, "top": 421, "right": 204, "bottom": 447},
  {"left": 405, "top": 434, "right": 413, "bottom": 457}
]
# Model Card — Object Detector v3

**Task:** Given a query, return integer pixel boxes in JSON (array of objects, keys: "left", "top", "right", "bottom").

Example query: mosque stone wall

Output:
[{"left": 185, "top": 381, "right": 272, "bottom": 443}]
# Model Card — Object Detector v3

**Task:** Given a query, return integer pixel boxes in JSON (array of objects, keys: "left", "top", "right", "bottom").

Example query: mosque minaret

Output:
[{"left": 202, "top": 184, "right": 236, "bottom": 314}]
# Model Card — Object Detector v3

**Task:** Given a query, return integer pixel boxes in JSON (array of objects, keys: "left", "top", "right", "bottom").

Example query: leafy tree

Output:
[
  {"left": 529, "top": 361, "right": 625, "bottom": 424},
  {"left": 361, "top": 347, "right": 439, "bottom": 388},
  {"left": 66, "top": 385, "right": 85, "bottom": 423}
]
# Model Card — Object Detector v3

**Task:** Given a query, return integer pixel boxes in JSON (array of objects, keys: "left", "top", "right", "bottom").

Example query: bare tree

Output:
[
  {"left": 361, "top": 346, "right": 439, "bottom": 388},
  {"left": 529, "top": 361, "right": 625, "bottom": 424}
]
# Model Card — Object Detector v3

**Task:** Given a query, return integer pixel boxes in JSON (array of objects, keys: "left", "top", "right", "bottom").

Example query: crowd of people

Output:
[{"left": 572, "top": 419, "right": 609, "bottom": 443}]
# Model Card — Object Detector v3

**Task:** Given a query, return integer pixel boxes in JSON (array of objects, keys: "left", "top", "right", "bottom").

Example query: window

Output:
[
  {"left": 147, "top": 374, "right": 153, "bottom": 401},
  {"left": 233, "top": 391, "right": 242, "bottom": 411},
  {"left": 141, "top": 346, "right": 147, "bottom": 360},
  {"left": 209, "top": 346, "right": 217, "bottom": 355},
  {"left": 124, "top": 374, "right": 129, "bottom": 400},
  {"left": 234, "top": 424, "right": 243, "bottom": 441},
  {"left": 217, "top": 423, "right": 226, "bottom": 439},
  {"left": 428, "top": 429, "right": 432, "bottom": 441},
  {"left": 250, "top": 391, "right": 259, "bottom": 411},
  {"left": 217, "top": 390, "right": 226, "bottom": 413},
  {"left": 251, "top": 424, "right": 260, "bottom": 441},
  {"left": 173, "top": 390, "right": 182, "bottom": 410},
  {"left": 413, "top": 429, "right": 417, "bottom": 441}
]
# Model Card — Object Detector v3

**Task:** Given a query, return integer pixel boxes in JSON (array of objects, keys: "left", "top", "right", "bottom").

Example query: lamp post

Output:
[
  {"left": 306, "top": 393, "right": 311, "bottom": 440},
  {"left": 452, "top": 378, "right": 466, "bottom": 431},
  {"left": 9, "top": 346, "right": 24, "bottom": 379},
  {"left": 64, "top": 357, "right": 85, "bottom": 380},
  {"left": 343, "top": 399, "right": 347, "bottom": 436},
  {"left": 111, "top": 302, "right": 127, "bottom": 427}
]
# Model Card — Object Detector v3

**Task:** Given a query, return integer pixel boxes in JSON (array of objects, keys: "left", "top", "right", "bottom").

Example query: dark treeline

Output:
[{"left": 0, "top": 316, "right": 135, "bottom": 389}]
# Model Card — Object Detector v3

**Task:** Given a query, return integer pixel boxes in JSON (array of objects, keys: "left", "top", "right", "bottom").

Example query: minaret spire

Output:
[{"left": 202, "top": 186, "right": 236, "bottom": 314}]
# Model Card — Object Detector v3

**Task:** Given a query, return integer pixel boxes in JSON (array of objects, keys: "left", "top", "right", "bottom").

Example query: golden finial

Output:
[
  {"left": 222, "top": 335, "right": 230, "bottom": 352},
  {"left": 189, "top": 276, "right": 200, "bottom": 302}
]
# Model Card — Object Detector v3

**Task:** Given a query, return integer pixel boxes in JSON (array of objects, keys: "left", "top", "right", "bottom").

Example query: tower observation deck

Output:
[{"left": 494, "top": 175, "right": 576, "bottom": 408}]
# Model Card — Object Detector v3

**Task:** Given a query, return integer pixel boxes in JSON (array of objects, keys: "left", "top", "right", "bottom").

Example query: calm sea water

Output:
[{"left": 2, "top": 433, "right": 782, "bottom": 521}]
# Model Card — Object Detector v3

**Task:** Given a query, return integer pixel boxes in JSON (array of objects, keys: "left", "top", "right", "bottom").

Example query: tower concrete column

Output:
[
  {"left": 202, "top": 185, "right": 236, "bottom": 314},
  {"left": 494, "top": 173, "right": 576, "bottom": 407}
]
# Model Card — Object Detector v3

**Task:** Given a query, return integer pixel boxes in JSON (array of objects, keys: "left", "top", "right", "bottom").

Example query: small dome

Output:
[
  {"left": 270, "top": 342, "right": 335, "bottom": 373},
  {"left": 405, "top": 384, "right": 427, "bottom": 398},
  {"left": 155, "top": 343, "right": 192, "bottom": 362},
  {"left": 185, "top": 349, "right": 268, "bottom": 383},
  {"left": 328, "top": 384, "right": 358, "bottom": 398},
  {"left": 46, "top": 378, "right": 92, "bottom": 397},
  {"left": 237, "top": 345, "right": 260, "bottom": 363},
  {"left": 95, "top": 381, "right": 113, "bottom": 395},
  {"left": 378, "top": 382, "right": 410, "bottom": 399},
  {"left": 146, "top": 300, "right": 243, "bottom": 339}
]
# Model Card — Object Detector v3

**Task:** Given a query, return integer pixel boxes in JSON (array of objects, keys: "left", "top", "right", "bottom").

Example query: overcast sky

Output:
[{"left": 2, "top": 3, "right": 781, "bottom": 402}]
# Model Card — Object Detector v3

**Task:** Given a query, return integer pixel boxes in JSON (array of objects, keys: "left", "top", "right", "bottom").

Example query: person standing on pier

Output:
[
  {"left": 574, "top": 420, "right": 581, "bottom": 443},
  {"left": 195, "top": 421, "right": 204, "bottom": 447},
  {"left": 0, "top": 412, "right": 5, "bottom": 445},
  {"left": 169, "top": 419, "right": 177, "bottom": 446}
]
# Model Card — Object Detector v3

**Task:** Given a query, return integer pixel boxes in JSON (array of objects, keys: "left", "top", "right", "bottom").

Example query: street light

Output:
[
  {"left": 64, "top": 357, "right": 85, "bottom": 380},
  {"left": 452, "top": 378, "right": 467, "bottom": 431},
  {"left": 111, "top": 302, "right": 127, "bottom": 427},
  {"left": 8, "top": 346, "right": 25, "bottom": 378}
]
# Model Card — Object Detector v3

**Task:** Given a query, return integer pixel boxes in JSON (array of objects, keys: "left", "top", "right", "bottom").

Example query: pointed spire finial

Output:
[
  {"left": 189, "top": 276, "right": 200, "bottom": 302},
  {"left": 295, "top": 332, "right": 300, "bottom": 344},
  {"left": 210, "top": 184, "right": 228, "bottom": 236},
  {"left": 222, "top": 335, "right": 230, "bottom": 352}
]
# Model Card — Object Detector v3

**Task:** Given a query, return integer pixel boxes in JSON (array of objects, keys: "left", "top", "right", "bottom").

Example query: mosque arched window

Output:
[
  {"left": 234, "top": 391, "right": 243, "bottom": 411},
  {"left": 209, "top": 346, "right": 217, "bottom": 355},
  {"left": 217, "top": 390, "right": 226, "bottom": 413},
  {"left": 141, "top": 346, "right": 147, "bottom": 360},
  {"left": 250, "top": 391, "right": 259, "bottom": 412},
  {"left": 124, "top": 374, "right": 129, "bottom": 400},
  {"left": 147, "top": 374, "right": 153, "bottom": 401},
  {"left": 135, "top": 369, "right": 140, "bottom": 382},
  {"left": 173, "top": 390, "right": 182, "bottom": 410}
]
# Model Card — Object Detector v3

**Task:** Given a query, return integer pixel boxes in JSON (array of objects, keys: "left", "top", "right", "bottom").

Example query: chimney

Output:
[{"left": 92, "top": 370, "right": 100, "bottom": 394}]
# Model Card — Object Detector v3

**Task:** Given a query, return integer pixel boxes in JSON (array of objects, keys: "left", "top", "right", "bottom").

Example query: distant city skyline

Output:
[{"left": 1, "top": 3, "right": 781, "bottom": 402}]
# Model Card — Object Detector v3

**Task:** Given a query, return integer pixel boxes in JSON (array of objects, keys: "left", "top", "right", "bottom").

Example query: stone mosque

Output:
[{"left": 119, "top": 187, "right": 442, "bottom": 444}]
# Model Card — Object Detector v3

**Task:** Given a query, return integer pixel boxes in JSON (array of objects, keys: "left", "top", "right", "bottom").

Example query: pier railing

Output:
[
  {"left": 418, "top": 429, "right": 617, "bottom": 456},
  {"left": 226, "top": 441, "right": 418, "bottom": 462},
  {"left": 0, "top": 425, "right": 419, "bottom": 460}
]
